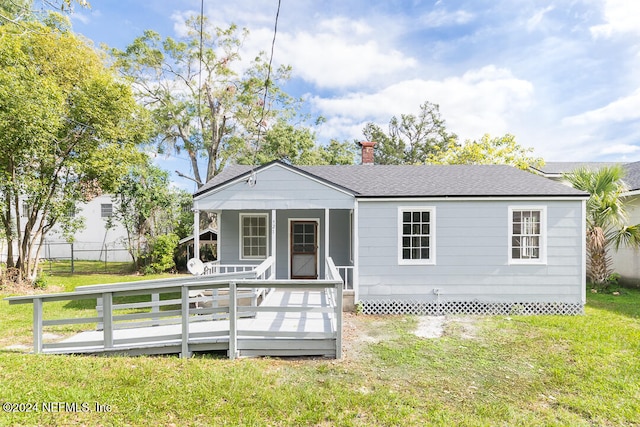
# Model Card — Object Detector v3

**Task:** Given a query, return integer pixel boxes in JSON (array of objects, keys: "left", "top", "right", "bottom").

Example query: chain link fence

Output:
[{"left": 40, "top": 242, "right": 134, "bottom": 274}]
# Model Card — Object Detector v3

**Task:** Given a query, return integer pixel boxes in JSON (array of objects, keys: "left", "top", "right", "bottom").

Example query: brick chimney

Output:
[{"left": 359, "top": 141, "right": 376, "bottom": 165}]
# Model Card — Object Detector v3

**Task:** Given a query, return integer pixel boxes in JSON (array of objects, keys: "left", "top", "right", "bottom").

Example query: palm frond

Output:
[{"left": 613, "top": 224, "right": 640, "bottom": 250}]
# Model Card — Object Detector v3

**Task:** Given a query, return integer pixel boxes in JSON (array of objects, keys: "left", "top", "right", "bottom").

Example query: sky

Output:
[{"left": 68, "top": 0, "right": 640, "bottom": 189}]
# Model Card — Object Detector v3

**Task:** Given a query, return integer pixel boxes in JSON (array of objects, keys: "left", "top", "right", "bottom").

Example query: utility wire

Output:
[
  {"left": 252, "top": 0, "right": 281, "bottom": 166},
  {"left": 246, "top": 0, "right": 281, "bottom": 187}
]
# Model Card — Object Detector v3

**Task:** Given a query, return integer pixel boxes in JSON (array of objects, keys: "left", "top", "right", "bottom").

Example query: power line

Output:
[{"left": 247, "top": 0, "right": 281, "bottom": 186}]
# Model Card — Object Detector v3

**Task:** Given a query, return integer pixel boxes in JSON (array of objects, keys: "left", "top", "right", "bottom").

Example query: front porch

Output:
[
  {"left": 5, "top": 257, "right": 344, "bottom": 359},
  {"left": 197, "top": 208, "right": 356, "bottom": 290}
]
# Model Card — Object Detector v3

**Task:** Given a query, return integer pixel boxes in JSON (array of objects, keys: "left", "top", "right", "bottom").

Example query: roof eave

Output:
[{"left": 355, "top": 194, "right": 590, "bottom": 200}]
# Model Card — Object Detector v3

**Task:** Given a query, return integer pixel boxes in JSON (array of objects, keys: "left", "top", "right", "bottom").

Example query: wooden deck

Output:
[
  {"left": 5, "top": 257, "right": 345, "bottom": 359},
  {"left": 47, "top": 289, "right": 339, "bottom": 358}
]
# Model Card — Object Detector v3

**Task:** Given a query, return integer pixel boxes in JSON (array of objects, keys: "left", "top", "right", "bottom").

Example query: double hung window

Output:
[
  {"left": 240, "top": 214, "right": 268, "bottom": 259},
  {"left": 398, "top": 207, "right": 435, "bottom": 264},
  {"left": 510, "top": 207, "right": 546, "bottom": 264}
]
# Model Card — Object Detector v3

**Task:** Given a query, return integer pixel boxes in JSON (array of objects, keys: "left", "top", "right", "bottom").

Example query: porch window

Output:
[
  {"left": 509, "top": 207, "right": 546, "bottom": 264},
  {"left": 398, "top": 207, "right": 435, "bottom": 265},
  {"left": 240, "top": 214, "right": 268, "bottom": 259}
]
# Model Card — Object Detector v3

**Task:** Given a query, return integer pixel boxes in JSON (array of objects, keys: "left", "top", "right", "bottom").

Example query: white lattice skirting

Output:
[{"left": 360, "top": 299, "right": 584, "bottom": 316}]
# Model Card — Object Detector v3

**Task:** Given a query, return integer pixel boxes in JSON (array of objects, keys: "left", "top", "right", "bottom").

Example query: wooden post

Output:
[
  {"left": 151, "top": 292, "right": 160, "bottom": 326},
  {"left": 271, "top": 209, "right": 276, "bottom": 277},
  {"left": 103, "top": 292, "right": 113, "bottom": 349},
  {"left": 229, "top": 282, "right": 237, "bottom": 359},
  {"left": 353, "top": 201, "right": 359, "bottom": 303},
  {"left": 336, "top": 283, "right": 343, "bottom": 359},
  {"left": 33, "top": 298, "right": 43, "bottom": 354},
  {"left": 181, "top": 286, "right": 190, "bottom": 359},
  {"left": 324, "top": 209, "right": 329, "bottom": 279},
  {"left": 96, "top": 297, "right": 103, "bottom": 331},
  {"left": 193, "top": 208, "right": 200, "bottom": 261}
]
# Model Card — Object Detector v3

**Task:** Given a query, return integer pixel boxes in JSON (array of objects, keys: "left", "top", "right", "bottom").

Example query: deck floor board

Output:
[{"left": 44, "top": 290, "right": 338, "bottom": 358}]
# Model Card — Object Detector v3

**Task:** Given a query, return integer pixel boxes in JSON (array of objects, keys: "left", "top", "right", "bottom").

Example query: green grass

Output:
[
  {"left": 1, "top": 280, "right": 639, "bottom": 426},
  {"left": 39, "top": 259, "right": 137, "bottom": 275}
]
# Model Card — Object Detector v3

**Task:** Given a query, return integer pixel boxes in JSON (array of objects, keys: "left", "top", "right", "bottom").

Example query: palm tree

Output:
[{"left": 565, "top": 165, "right": 640, "bottom": 286}]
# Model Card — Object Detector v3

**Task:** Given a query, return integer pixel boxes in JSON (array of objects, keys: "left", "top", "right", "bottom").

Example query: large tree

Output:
[
  {"left": 565, "top": 165, "right": 640, "bottom": 286},
  {"left": 428, "top": 133, "right": 544, "bottom": 171},
  {"left": 0, "top": 14, "right": 149, "bottom": 282},
  {"left": 112, "top": 16, "right": 297, "bottom": 187},
  {"left": 110, "top": 161, "right": 187, "bottom": 269},
  {"left": 362, "top": 101, "right": 459, "bottom": 165},
  {"left": 237, "top": 120, "right": 356, "bottom": 166},
  {"left": 1, "top": 0, "right": 88, "bottom": 24}
]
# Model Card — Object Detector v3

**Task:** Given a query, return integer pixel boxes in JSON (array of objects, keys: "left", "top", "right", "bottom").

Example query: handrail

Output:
[
  {"left": 325, "top": 257, "right": 342, "bottom": 282},
  {"left": 4, "top": 276, "right": 343, "bottom": 359},
  {"left": 252, "top": 256, "right": 275, "bottom": 280}
]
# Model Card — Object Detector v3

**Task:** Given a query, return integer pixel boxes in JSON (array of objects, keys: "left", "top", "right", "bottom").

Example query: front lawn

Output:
[{"left": 1, "top": 278, "right": 638, "bottom": 426}]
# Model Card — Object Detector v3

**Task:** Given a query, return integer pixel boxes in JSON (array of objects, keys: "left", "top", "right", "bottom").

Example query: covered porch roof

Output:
[{"left": 178, "top": 227, "right": 218, "bottom": 245}]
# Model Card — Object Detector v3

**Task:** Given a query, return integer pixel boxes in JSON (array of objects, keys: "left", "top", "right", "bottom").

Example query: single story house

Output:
[{"left": 192, "top": 146, "right": 589, "bottom": 315}]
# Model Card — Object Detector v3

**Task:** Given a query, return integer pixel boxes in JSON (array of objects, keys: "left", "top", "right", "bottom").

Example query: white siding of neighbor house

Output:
[
  {"left": 45, "top": 194, "right": 131, "bottom": 262},
  {"left": 612, "top": 195, "right": 640, "bottom": 286},
  {"left": 357, "top": 199, "right": 584, "bottom": 304},
  {"left": 194, "top": 165, "right": 355, "bottom": 211},
  {"left": 1, "top": 194, "right": 131, "bottom": 263}
]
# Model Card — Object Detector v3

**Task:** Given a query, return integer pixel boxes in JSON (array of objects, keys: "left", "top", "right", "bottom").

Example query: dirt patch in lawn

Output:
[{"left": 341, "top": 314, "right": 480, "bottom": 361}]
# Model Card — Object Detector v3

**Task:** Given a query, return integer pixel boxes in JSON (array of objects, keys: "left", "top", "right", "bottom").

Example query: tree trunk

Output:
[{"left": 587, "top": 227, "right": 611, "bottom": 286}]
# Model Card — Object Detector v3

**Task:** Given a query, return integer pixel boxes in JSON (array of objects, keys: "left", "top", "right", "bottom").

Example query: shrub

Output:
[{"left": 144, "top": 234, "right": 179, "bottom": 274}]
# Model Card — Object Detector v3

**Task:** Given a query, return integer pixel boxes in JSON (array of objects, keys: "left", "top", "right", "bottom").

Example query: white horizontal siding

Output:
[{"left": 357, "top": 199, "right": 584, "bottom": 304}]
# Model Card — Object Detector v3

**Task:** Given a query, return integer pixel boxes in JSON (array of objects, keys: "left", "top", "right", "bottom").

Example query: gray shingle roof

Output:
[
  {"left": 531, "top": 161, "right": 623, "bottom": 176},
  {"left": 195, "top": 161, "right": 588, "bottom": 198},
  {"left": 623, "top": 161, "right": 640, "bottom": 191}
]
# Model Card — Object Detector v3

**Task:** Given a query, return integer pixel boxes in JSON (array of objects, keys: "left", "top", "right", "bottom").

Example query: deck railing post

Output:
[
  {"left": 229, "top": 282, "right": 237, "bottom": 360},
  {"left": 33, "top": 298, "right": 43, "bottom": 354},
  {"left": 96, "top": 297, "right": 103, "bottom": 330},
  {"left": 181, "top": 286, "right": 190, "bottom": 359},
  {"left": 336, "top": 282, "right": 343, "bottom": 359},
  {"left": 151, "top": 292, "right": 160, "bottom": 326},
  {"left": 103, "top": 292, "right": 113, "bottom": 349}
]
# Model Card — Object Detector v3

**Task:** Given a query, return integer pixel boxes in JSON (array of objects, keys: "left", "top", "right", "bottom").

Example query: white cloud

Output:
[
  {"left": 600, "top": 144, "right": 640, "bottom": 155},
  {"left": 72, "top": 12, "right": 91, "bottom": 25},
  {"left": 170, "top": 8, "right": 416, "bottom": 90},
  {"left": 590, "top": 0, "right": 640, "bottom": 38},
  {"left": 421, "top": 9, "right": 474, "bottom": 27},
  {"left": 276, "top": 29, "right": 417, "bottom": 89},
  {"left": 526, "top": 6, "right": 555, "bottom": 32},
  {"left": 562, "top": 88, "right": 640, "bottom": 126},
  {"left": 311, "top": 65, "right": 534, "bottom": 142}
]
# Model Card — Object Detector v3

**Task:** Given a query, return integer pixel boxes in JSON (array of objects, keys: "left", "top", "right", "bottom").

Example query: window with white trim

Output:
[
  {"left": 399, "top": 207, "right": 435, "bottom": 264},
  {"left": 510, "top": 207, "right": 545, "bottom": 263},
  {"left": 101, "top": 203, "right": 112, "bottom": 218},
  {"left": 240, "top": 214, "right": 268, "bottom": 259}
]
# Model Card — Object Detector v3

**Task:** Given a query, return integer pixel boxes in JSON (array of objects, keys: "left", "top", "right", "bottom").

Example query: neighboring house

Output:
[
  {"left": 192, "top": 146, "right": 589, "bottom": 315},
  {"left": 530, "top": 162, "right": 623, "bottom": 182},
  {"left": 1, "top": 194, "right": 131, "bottom": 264},
  {"left": 532, "top": 161, "right": 640, "bottom": 286},
  {"left": 612, "top": 161, "right": 640, "bottom": 285}
]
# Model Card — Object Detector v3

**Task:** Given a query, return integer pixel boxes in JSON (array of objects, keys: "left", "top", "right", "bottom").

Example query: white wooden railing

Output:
[
  {"left": 335, "top": 265, "right": 354, "bottom": 290},
  {"left": 201, "top": 261, "right": 260, "bottom": 276},
  {"left": 4, "top": 256, "right": 342, "bottom": 359},
  {"left": 84, "top": 257, "right": 275, "bottom": 329}
]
